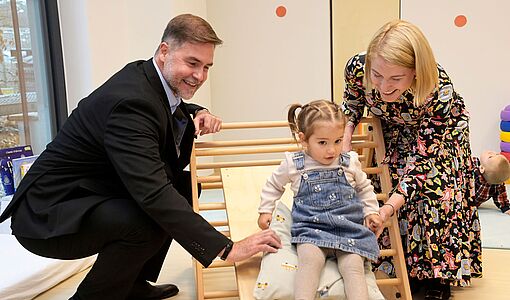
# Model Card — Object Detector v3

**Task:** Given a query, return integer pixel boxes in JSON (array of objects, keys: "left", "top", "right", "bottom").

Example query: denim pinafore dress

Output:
[{"left": 290, "top": 152, "right": 380, "bottom": 261}]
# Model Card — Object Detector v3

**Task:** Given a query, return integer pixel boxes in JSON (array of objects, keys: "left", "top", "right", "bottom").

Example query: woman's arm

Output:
[{"left": 341, "top": 54, "right": 368, "bottom": 152}]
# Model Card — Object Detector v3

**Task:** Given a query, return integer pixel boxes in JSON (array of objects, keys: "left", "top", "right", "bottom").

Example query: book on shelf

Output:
[
  {"left": 0, "top": 145, "right": 34, "bottom": 196},
  {"left": 12, "top": 154, "right": 39, "bottom": 190}
]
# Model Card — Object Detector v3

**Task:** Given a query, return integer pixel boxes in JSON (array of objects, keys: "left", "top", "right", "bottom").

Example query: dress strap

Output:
[
  {"left": 340, "top": 153, "right": 350, "bottom": 168},
  {"left": 292, "top": 151, "right": 305, "bottom": 171}
]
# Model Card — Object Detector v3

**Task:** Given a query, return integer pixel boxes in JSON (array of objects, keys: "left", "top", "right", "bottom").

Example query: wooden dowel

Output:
[
  {"left": 198, "top": 203, "right": 226, "bottom": 210},
  {"left": 197, "top": 138, "right": 296, "bottom": 148},
  {"left": 198, "top": 175, "right": 222, "bottom": 183},
  {"left": 196, "top": 145, "right": 299, "bottom": 156},
  {"left": 380, "top": 249, "right": 397, "bottom": 257},
  {"left": 203, "top": 290, "right": 239, "bottom": 299},
  {"left": 376, "top": 194, "right": 388, "bottom": 201},
  {"left": 221, "top": 121, "right": 288, "bottom": 129},
  {"left": 352, "top": 141, "right": 377, "bottom": 149},
  {"left": 363, "top": 167, "right": 383, "bottom": 174},
  {"left": 209, "top": 260, "right": 234, "bottom": 268},
  {"left": 202, "top": 182, "right": 223, "bottom": 189},
  {"left": 197, "top": 159, "right": 282, "bottom": 169},
  {"left": 375, "top": 278, "right": 401, "bottom": 286},
  {"left": 210, "top": 220, "right": 228, "bottom": 227}
]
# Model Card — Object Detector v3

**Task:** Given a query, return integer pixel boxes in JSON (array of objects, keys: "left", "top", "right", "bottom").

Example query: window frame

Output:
[{"left": 39, "top": 0, "right": 67, "bottom": 133}]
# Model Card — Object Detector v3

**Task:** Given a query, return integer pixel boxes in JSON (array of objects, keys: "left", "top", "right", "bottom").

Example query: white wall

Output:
[
  {"left": 58, "top": 0, "right": 212, "bottom": 113},
  {"left": 59, "top": 1, "right": 507, "bottom": 157},
  {"left": 58, "top": 0, "right": 330, "bottom": 144},
  {"left": 206, "top": 0, "right": 331, "bottom": 124},
  {"left": 57, "top": 0, "right": 92, "bottom": 113},
  {"left": 401, "top": 0, "right": 509, "bottom": 157}
]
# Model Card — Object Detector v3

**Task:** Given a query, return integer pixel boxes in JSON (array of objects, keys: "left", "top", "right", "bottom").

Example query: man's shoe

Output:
[{"left": 128, "top": 281, "right": 179, "bottom": 300}]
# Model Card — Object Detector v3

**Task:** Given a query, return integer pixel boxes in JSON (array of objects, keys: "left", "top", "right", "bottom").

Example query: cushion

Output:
[{"left": 253, "top": 201, "right": 384, "bottom": 300}]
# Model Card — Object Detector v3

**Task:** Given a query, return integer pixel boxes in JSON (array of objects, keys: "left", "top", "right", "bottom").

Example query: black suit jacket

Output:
[{"left": 0, "top": 59, "right": 229, "bottom": 266}]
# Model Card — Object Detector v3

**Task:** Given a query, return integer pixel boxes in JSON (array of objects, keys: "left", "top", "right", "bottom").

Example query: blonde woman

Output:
[{"left": 341, "top": 20, "right": 480, "bottom": 300}]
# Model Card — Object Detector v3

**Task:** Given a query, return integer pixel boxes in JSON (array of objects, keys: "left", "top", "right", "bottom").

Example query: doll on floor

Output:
[{"left": 471, "top": 150, "right": 510, "bottom": 214}]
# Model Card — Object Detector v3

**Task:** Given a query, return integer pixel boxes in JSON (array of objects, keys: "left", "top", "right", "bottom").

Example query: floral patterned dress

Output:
[{"left": 341, "top": 53, "right": 482, "bottom": 286}]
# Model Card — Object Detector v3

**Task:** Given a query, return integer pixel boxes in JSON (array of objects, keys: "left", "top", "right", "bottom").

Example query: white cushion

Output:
[{"left": 253, "top": 201, "right": 384, "bottom": 299}]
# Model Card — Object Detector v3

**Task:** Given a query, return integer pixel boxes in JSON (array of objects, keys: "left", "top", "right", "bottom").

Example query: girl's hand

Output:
[
  {"left": 365, "top": 214, "right": 382, "bottom": 234},
  {"left": 258, "top": 213, "right": 273, "bottom": 229}
]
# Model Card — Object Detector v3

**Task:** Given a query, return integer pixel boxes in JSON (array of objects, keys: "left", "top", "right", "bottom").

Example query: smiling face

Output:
[
  {"left": 299, "top": 120, "right": 344, "bottom": 165},
  {"left": 370, "top": 55, "right": 416, "bottom": 102},
  {"left": 157, "top": 41, "right": 214, "bottom": 100}
]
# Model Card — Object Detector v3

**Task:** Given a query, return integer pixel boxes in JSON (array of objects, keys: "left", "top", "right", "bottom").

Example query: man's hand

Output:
[
  {"left": 224, "top": 229, "right": 282, "bottom": 263},
  {"left": 505, "top": 210, "right": 510, "bottom": 216},
  {"left": 193, "top": 109, "right": 222, "bottom": 136},
  {"left": 258, "top": 213, "right": 272, "bottom": 229}
]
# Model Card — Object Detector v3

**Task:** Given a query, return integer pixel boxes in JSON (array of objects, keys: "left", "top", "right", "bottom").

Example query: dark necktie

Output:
[{"left": 172, "top": 106, "right": 188, "bottom": 156}]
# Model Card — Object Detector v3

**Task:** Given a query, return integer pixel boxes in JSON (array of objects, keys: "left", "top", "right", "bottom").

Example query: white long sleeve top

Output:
[{"left": 258, "top": 151, "right": 379, "bottom": 217}]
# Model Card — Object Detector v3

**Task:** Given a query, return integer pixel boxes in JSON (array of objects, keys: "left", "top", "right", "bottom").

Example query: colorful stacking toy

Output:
[{"left": 500, "top": 105, "right": 510, "bottom": 183}]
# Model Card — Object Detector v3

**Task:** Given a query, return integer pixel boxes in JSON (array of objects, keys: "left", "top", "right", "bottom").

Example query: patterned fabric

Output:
[
  {"left": 472, "top": 157, "right": 510, "bottom": 212},
  {"left": 341, "top": 53, "right": 482, "bottom": 286}
]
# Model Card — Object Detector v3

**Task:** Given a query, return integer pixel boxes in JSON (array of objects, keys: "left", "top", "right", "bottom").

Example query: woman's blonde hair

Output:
[
  {"left": 287, "top": 100, "right": 345, "bottom": 142},
  {"left": 365, "top": 20, "right": 438, "bottom": 106}
]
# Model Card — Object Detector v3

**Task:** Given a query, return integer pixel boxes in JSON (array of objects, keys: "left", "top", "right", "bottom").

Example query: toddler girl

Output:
[{"left": 258, "top": 100, "right": 381, "bottom": 300}]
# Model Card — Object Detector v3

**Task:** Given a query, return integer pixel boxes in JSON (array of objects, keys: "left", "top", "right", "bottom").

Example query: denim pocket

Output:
[{"left": 305, "top": 179, "right": 353, "bottom": 208}]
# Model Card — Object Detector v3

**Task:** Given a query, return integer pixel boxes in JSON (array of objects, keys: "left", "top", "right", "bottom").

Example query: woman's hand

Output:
[{"left": 379, "top": 204, "right": 394, "bottom": 224}]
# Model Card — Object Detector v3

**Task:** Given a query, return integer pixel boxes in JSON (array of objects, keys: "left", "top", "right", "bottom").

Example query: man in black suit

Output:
[{"left": 0, "top": 14, "right": 281, "bottom": 300}]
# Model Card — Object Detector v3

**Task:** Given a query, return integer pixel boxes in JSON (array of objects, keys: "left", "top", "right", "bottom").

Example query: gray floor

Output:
[{"left": 478, "top": 200, "right": 510, "bottom": 249}]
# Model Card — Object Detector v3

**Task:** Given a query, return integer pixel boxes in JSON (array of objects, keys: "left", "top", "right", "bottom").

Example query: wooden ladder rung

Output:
[
  {"left": 199, "top": 202, "right": 226, "bottom": 210},
  {"left": 198, "top": 176, "right": 222, "bottom": 183},
  {"left": 210, "top": 220, "right": 228, "bottom": 227},
  {"left": 208, "top": 260, "right": 234, "bottom": 268},
  {"left": 352, "top": 141, "right": 377, "bottom": 149},
  {"left": 380, "top": 249, "right": 397, "bottom": 257},
  {"left": 196, "top": 145, "right": 299, "bottom": 156},
  {"left": 375, "top": 278, "right": 402, "bottom": 286},
  {"left": 197, "top": 159, "right": 282, "bottom": 169},
  {"left": 203, "top": 182, "right": 223, "bottom": 189},
  {"left": 376, "top": 193, "right": 388, "bottom": 201},
  {"left": 204, "top": 290, "right": 240, "bottom": 299},
  {"left": 220, "top": 120, "right": 288, "bottom": 129},
  {"left": 363, "top": 167, "right": 383, "bottom": 174},
  {"left": 197, "top": 138, "right": 295, "bottom": 148}
]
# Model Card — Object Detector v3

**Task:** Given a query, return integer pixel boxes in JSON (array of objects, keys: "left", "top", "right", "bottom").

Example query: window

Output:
[{"left": 0, "top": 0, "right": 66, "bottom": 154}]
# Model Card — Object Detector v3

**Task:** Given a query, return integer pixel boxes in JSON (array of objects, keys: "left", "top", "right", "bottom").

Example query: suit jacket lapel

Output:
[{"left": 142, "top": 59, "right": 195, "bottom": 165}]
